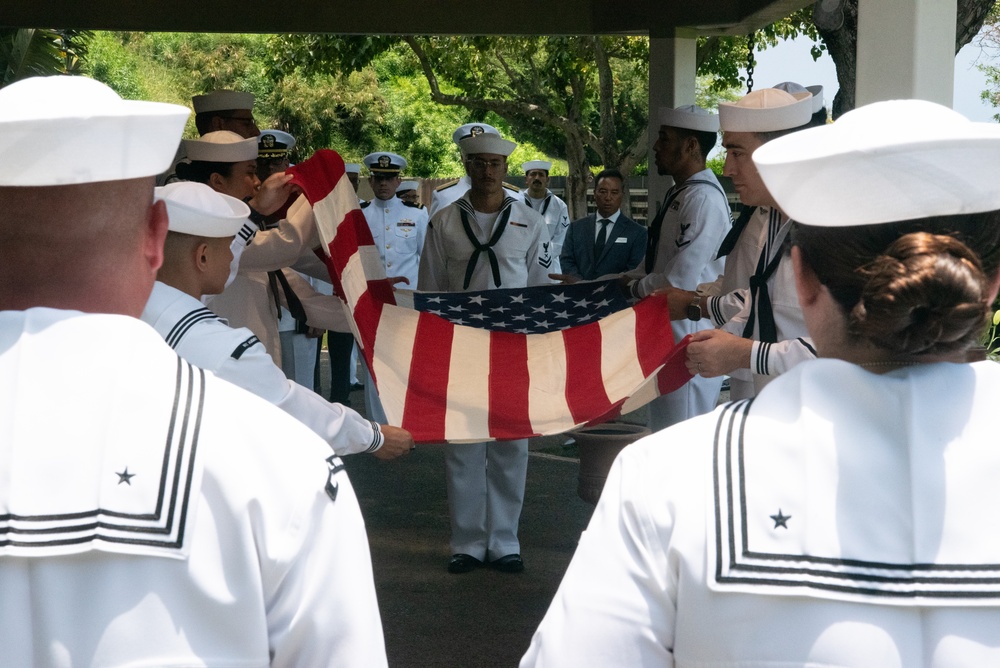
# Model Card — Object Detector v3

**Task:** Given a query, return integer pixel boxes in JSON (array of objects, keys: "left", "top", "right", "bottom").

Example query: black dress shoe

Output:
[
  {"left": 490, "top": 554, "right": 524, "bottom": 573},
  {"left": 447, "top": 553, "right": 482, "bottom": 574}
]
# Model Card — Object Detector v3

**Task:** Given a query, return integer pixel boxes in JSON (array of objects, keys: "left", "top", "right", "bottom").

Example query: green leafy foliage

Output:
[{"left": 0, "top": 29, "right": 89, "bottom": 87}]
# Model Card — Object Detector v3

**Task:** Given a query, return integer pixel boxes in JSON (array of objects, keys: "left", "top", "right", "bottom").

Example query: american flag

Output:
[
  {"left": 288, "top": 150, "right": 691, "bottom": 443},
  {"left": 403, "top": 280, "right": 630, "bottom": 334}
]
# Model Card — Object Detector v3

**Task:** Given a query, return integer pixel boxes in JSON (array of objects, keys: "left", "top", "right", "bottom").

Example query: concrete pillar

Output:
[
  {"left": 647, "top": 34, "right": 698, "bottom": 213},
  {"left": 856, "top": 0, "right": 956, "bottom": 106}
]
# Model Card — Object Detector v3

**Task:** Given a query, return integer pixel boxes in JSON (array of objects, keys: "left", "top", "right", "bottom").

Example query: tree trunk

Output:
[
  {"left": 564, "top": 131, "right": 590, "bottom": 220},
  {"left": 818, "top": 0, "right": 995, "bottom": 119}
]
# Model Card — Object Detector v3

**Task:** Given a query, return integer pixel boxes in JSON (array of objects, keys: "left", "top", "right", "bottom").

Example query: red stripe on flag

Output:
[
  {"left": 351, "top": 290, "right": 384, "bottom": 367},
  {"left": 286, "top": 149, "right": 341, "bottom": 203},
  {"left": 633, "top": 296, "right": 673, "bottom": 376},
  {"left": 562, "top": 322, "right": 613, "bottom": 424},
  {"left": 657, "top": 336, "right": 693, "bottom": 395},
  {"left": 401, "top": 312, "right": 454, "bottom": 443},
  {"left": 328, "top": 210, "right": 373, "bottom": 282},
  {"left": 487, "top": 331, "right": 534, "bottom": 440}
]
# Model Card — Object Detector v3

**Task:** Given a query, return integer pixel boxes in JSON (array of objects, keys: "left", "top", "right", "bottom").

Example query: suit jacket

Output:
[{"left": 560, "top": 213, "right": 647, "bottom": 280}]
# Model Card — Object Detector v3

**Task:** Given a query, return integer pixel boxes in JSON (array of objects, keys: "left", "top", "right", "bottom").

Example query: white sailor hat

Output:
[
  {"left": 363, "top": 152, "right": 407, "bottom": 174},
  {"left": 396, "top": 180, "right": 419, "bottom": 193},
  {"left": 192, "top": 90, "right": 254, "bottom": 114},
  {"left": 522, "top": 160, "right": 552, "bottom": 172},
  {"left": 0, "top": 76, "right": 189, "bottom": 187},
  {"left": 460, "top": 133, "right": 516, "bottom": 157},
  {"left": 258, "top": 129, "right": 295, "bottom": 158},
  {"left": 452, "top": 122, "right": 500, "bottom": 144},
  {"left": 658, "top": 104, "right": 720, "bottom": 133},
  {"left": 753, "top": 99, "right": 1000, "bottom": 227},
  {"left": 345, "top": 163, "right": 362, "bottom": 174},
  {"left": 719, "top": 88, "right": 813, "bottom": 133},
  {"left": 156, "top": 181, "right": 250, "bottom": 237},
  {"left": 184, "top": 131, "right": 258, "bottom": 163},
  {"left": 773, "top": 82, "right": 825, "bottom": 115}
]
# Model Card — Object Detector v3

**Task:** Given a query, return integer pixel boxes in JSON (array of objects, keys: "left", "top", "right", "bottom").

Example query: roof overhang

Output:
[{"left": 3, "top": 0, "right": 811, "bottom": 36}]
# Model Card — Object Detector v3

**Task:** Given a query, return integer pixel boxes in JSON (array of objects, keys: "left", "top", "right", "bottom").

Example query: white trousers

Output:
[
  {"left": 279, "top": 330, "right": 318, "bottom": 389},
  {"left": 445, "top": 439, "right": 528, "bottom": 561},
  {"left": 647, "top": 373, "right": 724, "bottom": 433}
]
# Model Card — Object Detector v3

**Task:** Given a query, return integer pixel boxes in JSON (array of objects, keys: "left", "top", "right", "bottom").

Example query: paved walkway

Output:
[{"left": 343, "top": 427, "right": 596, "bottom": 668}]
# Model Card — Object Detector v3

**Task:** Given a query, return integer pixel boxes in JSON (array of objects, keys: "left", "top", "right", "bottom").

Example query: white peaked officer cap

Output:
[
  {"left": 773, "top": 81, "right": 825, "bottom": 115},
  {"left": 155, "top": 181, "right": 250, "bottom": 237},
  {"left": 192, "top": 90, "right": 254, "bottom": 114},
  {"left": 258, "top": 129, "right": 295, "bottom": 157},
  {"left": 659, "top": 104, "right": 720, "bottom": 133},
  {"left": 363, "top": 152, "right": 408, "bottom": 173},
  {"left": 460, "top": 133, "right": 516, "bottom": 157},
  {"left": 522, "top": 160, "right": 552, "bottom": 172},
  {"left": 396, "top": 180, "right": 419, "bottom": 192},
  {"left": 184, "top": 131, "right": 258, "bottom": 162},
  {"left": 753, "top": 99, "right": 1000, "bottom": 227},
  {"left": 452, "top": 122, "right": 501, "bottom": 144},
  {"left": 719, "top": 88, "right": 813, "bottom": 133},
  {"left": 345, "top": 163, "right": 362, "bottom": 174},
  {"left": 0, "top": 76, "right": 189, "bottom": 187}
]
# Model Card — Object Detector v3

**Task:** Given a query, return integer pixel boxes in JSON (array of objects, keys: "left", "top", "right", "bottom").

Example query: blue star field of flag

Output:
[{"left": 412, "top": 279, "right": 631, "bottom": 334}]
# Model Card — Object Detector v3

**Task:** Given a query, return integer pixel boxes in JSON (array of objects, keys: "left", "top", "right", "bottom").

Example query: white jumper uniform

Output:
[
  {"left": 627, "top": 169, "right": 731, "bottom": 429},
  {"left": 0, "top": 308, "right": 387, "bottom": 667},
  {"left": 418, "top": 194, "right": 552, "bottom": 560},
  {"left": 142, "top": 281, "right": 383, "bottom": 456},
  {"left": 522, "top": 188, "right": 569, "bottom": 273},
  {"left": 702, "top": 207, "right": 815, "bottom": 398},
  {"left": 523, "top": 359, "right": 1000, "bottom": 667}
]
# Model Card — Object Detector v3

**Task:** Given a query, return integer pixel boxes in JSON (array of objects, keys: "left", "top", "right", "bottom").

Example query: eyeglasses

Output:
[{"left": 467, "top": 158, "right": 506, "bottom": 172}]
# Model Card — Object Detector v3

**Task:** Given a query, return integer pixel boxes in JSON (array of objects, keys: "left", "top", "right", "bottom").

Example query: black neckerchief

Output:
[
  {"left": 458, "top": 198, "right": 514, "bottom": 289},
  {"left": 525, "top": 192, "right": 552, "bottom": 216},
  {"left": 741, "top": 209, "right": 788, "bottom": 344},
  {"left": 262, "top": 220, "right": 308, "bottom": 332},
  {"left": 717, "top": 205, "right": 757, "bottom": 259}
]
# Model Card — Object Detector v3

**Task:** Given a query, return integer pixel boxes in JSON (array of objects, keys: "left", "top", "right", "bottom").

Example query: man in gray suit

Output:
[{"left": 557, "top": 169, "right": 647, "bottom": 281}]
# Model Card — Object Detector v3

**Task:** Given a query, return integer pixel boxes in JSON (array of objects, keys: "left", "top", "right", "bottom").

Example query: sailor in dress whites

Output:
[
  {"left": 177, "top": 130, "right": 317, "bottom": 368},
  {"left": 660, "top": 88, "right": 818, "bottom": 399},
  {"left": 359, "top": 152, "right": 429, "bottom": 423},
  {"left": 429, "top": 122, "right": 524, "bottom": 218},
  {"left": 520, "top": 159, "right": 569, "bottom": 274},
  {"left": 419, "top": 132, "right": 553, "bottom": 575},
  {"left": 396, "top": 179, "right": 422, "bottom": 206},
  {"left": 141, "top": 181, "right": 414, "bottom": 459},
  {"left": 0, "top": 75, "right": 388, "bottom": 667},
  {"left": 523, "top": 98, "right": 1000, "bottom": 668},
  {"left": 623, "top": 105, "right": 731, "bottom": 429}
]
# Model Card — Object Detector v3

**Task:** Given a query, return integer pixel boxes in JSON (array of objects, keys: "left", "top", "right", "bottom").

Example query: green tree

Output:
[
  {"left": 1, "top": 29, "right": 89, "bottom": 87},
  {"left": 271, "top": 35, "right": 652, "bottom": 218}
]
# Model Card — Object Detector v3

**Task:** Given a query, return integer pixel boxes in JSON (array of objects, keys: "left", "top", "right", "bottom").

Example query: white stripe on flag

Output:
[
  {"left": 444, "top": 324, "right": 492, "bottom": 442},
  {"left": 599, "top": 308, "right": 649, "bottom": 402},
  {"left": 526, "top": 331, "right": 572, "bottom": 435},
  {"left": 620, "top": 374, "right": 661, "bottom": 414},
  {"left": 314, "top": 178, "right": 361, "bottom": 254},
  {"left": 371, "top": 305, "right": 420, "bottom": 427}
]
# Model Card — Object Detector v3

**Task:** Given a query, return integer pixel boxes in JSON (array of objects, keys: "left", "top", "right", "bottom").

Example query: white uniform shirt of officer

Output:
[{"left": 361, "top": 152, "right": 429, "bottom": 287}]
